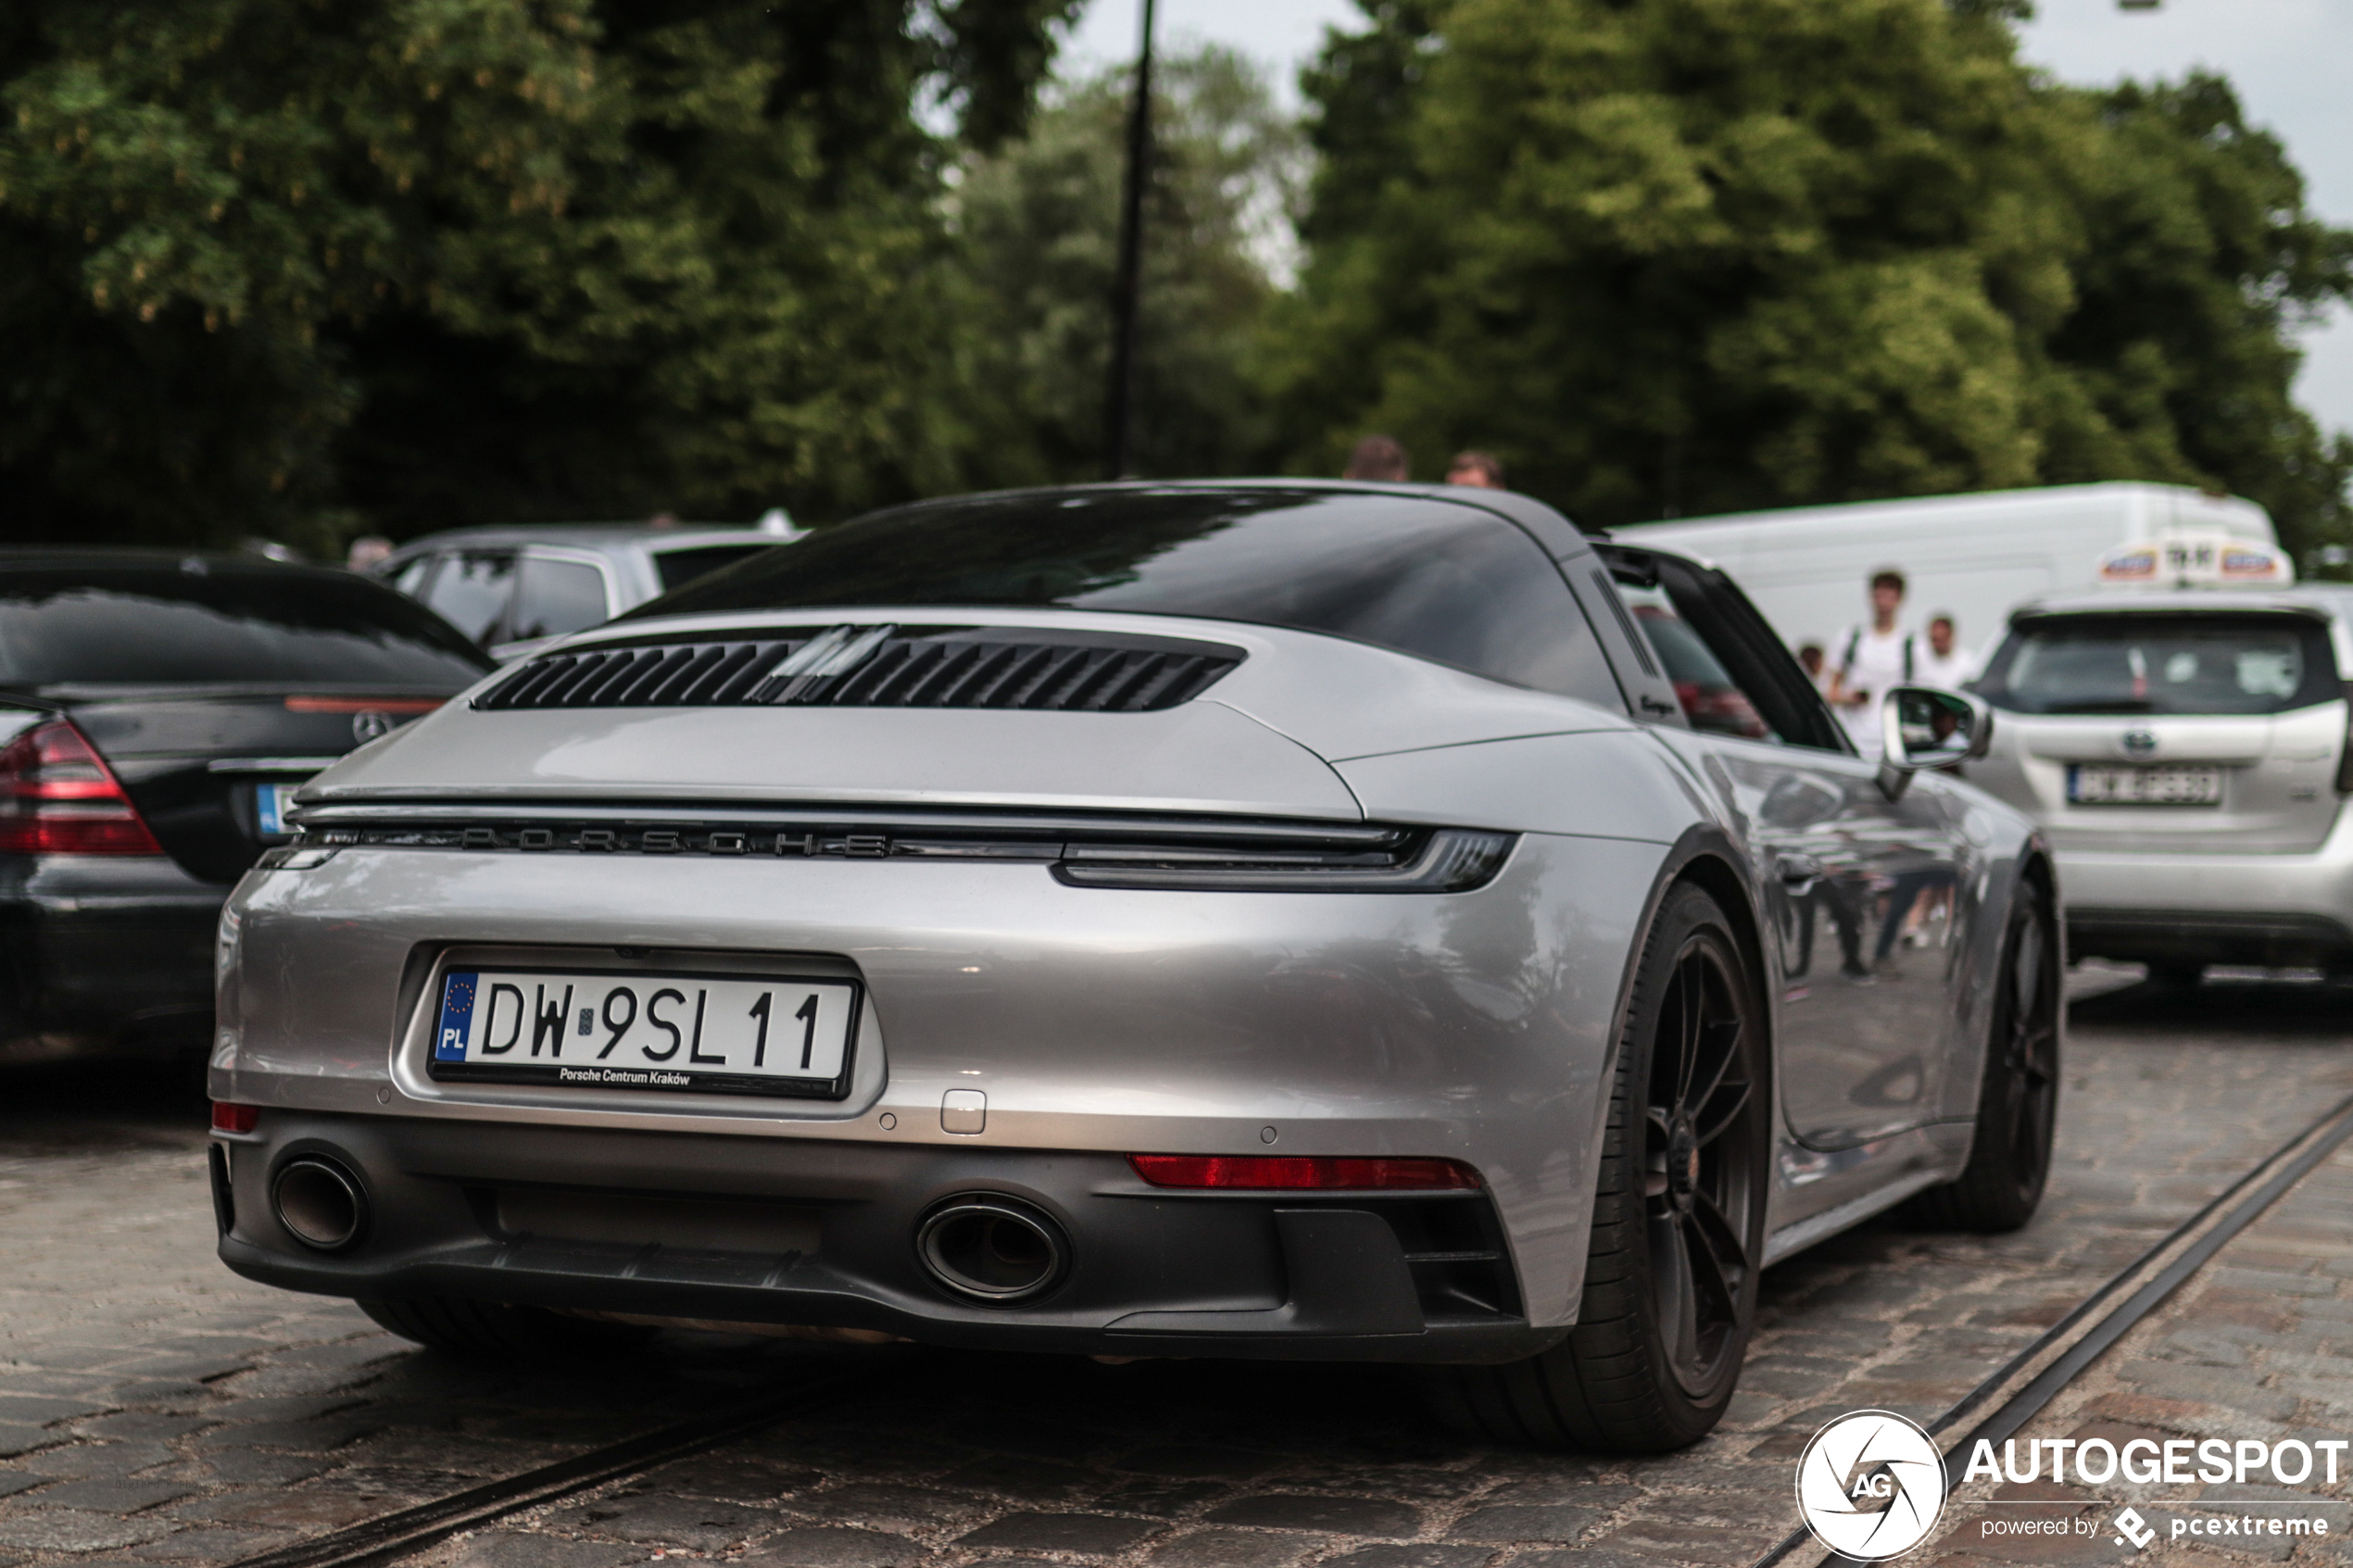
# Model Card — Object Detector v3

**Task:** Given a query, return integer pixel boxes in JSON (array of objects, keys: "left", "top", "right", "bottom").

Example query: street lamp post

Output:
[{"left": 1103, "top": 0, "right": 1157, "bottom": 481}]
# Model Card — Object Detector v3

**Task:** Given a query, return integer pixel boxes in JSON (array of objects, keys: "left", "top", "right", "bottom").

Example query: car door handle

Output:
[{"left": 1777, "top": 854, "right": 1823, "bottom": 888}]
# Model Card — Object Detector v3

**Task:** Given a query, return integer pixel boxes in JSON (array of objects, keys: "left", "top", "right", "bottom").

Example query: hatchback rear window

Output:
[
  {"left": 630, "top": 489, "right": 1617, "bottom": 701},
  {"left": 1974, "top": 612, "right": 2339, "bottom": 715},
  {"left": 0, "top": 562, "right": 496, "bottom": 689}
]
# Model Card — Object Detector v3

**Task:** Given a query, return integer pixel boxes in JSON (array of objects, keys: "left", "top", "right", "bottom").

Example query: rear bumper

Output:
[
  {"left": 2065, "top": 909, "right": 2353, "bottom": 969},
  {"left": 211, "top": 1110, "right": 1556, "bottom": 1364},
  {"left": 218, "top": 834, "right": 1668, "bottom": 1330},
  {"left": 0, "top": 856, "right": 223, "bottom": 1060},
  {"left": 2058, "top": 817, "right": 2353, "bottom": 966}
]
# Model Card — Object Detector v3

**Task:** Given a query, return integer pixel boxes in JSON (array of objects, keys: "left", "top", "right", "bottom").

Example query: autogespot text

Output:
[{"left": 1963, "top": 1436, "right": 2350, "bottom": 1486}]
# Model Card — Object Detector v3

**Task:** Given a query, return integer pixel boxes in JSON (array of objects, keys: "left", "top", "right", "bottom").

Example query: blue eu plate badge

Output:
[
  {"left": 256, "top": 783, "right": 300, "bottom": 837},
  {"left": 435, "top": 972, "right": 479, "bottom": 1061}
]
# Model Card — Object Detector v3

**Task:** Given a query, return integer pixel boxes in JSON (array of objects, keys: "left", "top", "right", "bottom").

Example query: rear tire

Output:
[
  {"left": 359, "top": 1298, "right": 655, "bottom": 1361},
  {"left": 1906, "top": 886, "right": 2060, "bottom": 1233},
  {"left": 1422, "top": 883, "right": 1769, "bottom": 1450}
]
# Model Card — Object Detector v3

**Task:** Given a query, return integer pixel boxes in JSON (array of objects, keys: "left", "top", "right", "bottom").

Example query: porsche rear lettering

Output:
[{"left": 321, "top": 823, "right": 1022, "bottom": 859}]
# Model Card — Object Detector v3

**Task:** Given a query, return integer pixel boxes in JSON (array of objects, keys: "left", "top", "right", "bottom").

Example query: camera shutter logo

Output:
[{"left": 1794, "top": 1410, "right": 1947, "bottom": 1560}]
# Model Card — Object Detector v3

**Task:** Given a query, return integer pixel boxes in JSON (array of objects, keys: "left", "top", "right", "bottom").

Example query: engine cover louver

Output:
[{"left": 474, "top": 625, "right": 1244, "bottom": 713}]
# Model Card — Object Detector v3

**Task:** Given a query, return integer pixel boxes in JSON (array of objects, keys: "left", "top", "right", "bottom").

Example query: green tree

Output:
[
  {"left": 0, "top": 0, "right": 1074, "bottom": 551},
  {"left": 2044, "top": 74, "right": 2353, "bottom": 555},
  {"left": 1266, "top": 0, "right": 2353, "bottom": 552},
  {"left": 951, "top": 44, "right": 1301, "bottom": 485}
]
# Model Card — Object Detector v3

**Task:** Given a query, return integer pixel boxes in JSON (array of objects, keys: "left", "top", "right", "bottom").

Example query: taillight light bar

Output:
[
  {"left": 0, "top": 719, "right": 165, "bottom": 856},
  {"left": 1057, "top": 828, "right": 1514, "bottom": 893},
  {"left": 1127, "top": 1154, "right": 1480, "bottom": 1191}
]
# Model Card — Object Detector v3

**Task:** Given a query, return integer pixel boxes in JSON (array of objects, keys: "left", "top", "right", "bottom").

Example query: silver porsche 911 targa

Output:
[{"left": 209, "top": 482, "right": 2058, "bottom": 1451}]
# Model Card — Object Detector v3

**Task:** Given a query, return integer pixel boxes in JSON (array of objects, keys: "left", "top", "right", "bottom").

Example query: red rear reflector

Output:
[
  {"left": 211, "top": 1103, "right": 259, "bottom": 1134},
  {"left": 0, "top": 720, "right": 165, "bottom": 856},
  {"left": 283, "top": 696, "right": 445, "bottom": 714},
  {"left": 1127, "top": 1154, "right": 1480, "bottom": 1191}
]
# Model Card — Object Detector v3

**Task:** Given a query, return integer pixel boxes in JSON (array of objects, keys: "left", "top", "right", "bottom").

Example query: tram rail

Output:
[{"left": 1755, "top": 1089, "right": 2353, "bottom": 1567}]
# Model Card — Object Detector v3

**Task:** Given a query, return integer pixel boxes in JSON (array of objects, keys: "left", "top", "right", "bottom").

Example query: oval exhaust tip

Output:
[
  {"left": 272, "top": 1157, "right": 366, "bottom": 1251},
  {"left": 915, "top": 1195, "right": 1068, "bottom": 1303}
]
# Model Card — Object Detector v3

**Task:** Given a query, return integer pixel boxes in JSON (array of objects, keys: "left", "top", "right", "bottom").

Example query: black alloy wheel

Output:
[
  {"left": 1643, "top": 922, "right": 1764, "bottom": 1399},
  {"left": 1423, "top": 882, "right": 1768, "bottom": 1450},
  {"left": 1906, "top": 886, "right": 2060, "bottom": 1232}
]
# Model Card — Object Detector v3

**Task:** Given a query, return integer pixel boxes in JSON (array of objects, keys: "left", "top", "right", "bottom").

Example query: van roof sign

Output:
[{"left": 2099, "top": 530, "right": 2293, "bottom": 589}]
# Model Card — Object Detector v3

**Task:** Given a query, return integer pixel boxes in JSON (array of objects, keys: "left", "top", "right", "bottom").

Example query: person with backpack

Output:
[{"left": 1827, "top": 569, "right": 1916, "bottom": 759}]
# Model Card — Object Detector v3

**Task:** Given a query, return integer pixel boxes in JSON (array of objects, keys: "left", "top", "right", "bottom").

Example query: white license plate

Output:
[
  {"left": 2066, "top": 764, "right": 2223, "bottom": 806},
  {"left": 256, "top": 783, "right": 301, "bottom": 837},
  {"left": 427, "top": 969, "right": 861, "bottom": 1098}
]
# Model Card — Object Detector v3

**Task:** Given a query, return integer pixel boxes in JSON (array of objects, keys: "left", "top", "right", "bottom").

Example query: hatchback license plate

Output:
[
  {"left": 428, "top": 969, "right": 861, "bottom": 1098},
  {"left": 2066, "top": 764, "right": 2222, "bottom": 806}
]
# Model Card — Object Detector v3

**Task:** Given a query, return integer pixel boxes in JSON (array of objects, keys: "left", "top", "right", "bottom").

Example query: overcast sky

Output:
[{"left": 1063, "top": 0, "right": 2353, "bottom": 439}]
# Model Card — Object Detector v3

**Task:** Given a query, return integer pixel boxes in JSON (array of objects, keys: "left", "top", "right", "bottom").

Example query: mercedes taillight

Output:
[{"left": 0, "top": 719, "right": 165, "bottom": 856}]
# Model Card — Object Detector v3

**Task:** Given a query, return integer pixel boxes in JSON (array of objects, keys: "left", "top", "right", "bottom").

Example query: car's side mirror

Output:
[{"left": 1878, "top": 685, "right": 1993, "bottom": 799}]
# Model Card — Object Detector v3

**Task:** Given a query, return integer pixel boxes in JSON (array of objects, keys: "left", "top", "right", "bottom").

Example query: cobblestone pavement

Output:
[
  {"left": 4, "top": 969, "right": 2351, "bottom": 1568},
  {"left": 1923, "top": 1076, "right": 2353, "bottom": 1565}
]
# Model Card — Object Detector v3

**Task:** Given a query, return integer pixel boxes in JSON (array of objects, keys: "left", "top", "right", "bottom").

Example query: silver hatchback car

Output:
[
  {"left": 210, "top": 483, "right": 2055, "bottom": 1451},
  {"left": 377, "top": 524, "right": 785, "bottom": 660},
  {"left": 1965, "top": 586, "right": 2353, "bottom": 985}
]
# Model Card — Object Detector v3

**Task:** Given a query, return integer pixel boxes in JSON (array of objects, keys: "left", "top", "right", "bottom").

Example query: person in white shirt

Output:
[
  {"left": 1916, "top": 614, "right": 1974, "bottom": 691},
  {"left": 1827, "top": 570, "right": 1915, "bottom": 759}
]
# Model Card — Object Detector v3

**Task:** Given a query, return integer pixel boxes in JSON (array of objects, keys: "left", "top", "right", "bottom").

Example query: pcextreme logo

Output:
[{"left": 1795, "top": 1411, "right": 1949, "bottom": 1560}]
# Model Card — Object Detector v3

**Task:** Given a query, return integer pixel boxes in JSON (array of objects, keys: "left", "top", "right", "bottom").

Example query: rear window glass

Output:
[
  {"left": 1619, "top": 594, "right": 1772, "bottom": 740},
  {"left": 423, "top": 550, "right": 516, "bottom": 643},
  {"left": 0, "top": 563, "right": 496, "bottom": 689},
  {"left": 630, "top": 489, "right": 1617, "bottom": 702},
  {"left": 387, "top": 555, "right": 434, "bottom": 596},
  {"left": 654, "top": 544, "right": 773, "bottom": 591},
  {"left": 509, "top": 557, "right": 611, "bottom": 642},
  {"left": 1975, "top": 612, "right": 2338, "bottom": 716}
]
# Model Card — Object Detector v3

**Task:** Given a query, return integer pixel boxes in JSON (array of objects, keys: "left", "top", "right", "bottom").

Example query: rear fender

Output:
[{"left": 1569, "top": 826, "right": 1776, "bottom": 1312}]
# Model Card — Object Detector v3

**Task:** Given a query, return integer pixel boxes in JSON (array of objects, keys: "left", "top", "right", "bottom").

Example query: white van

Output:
[{"left": 1613, "top": 483, "right": 2278, "bottom": 659}]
